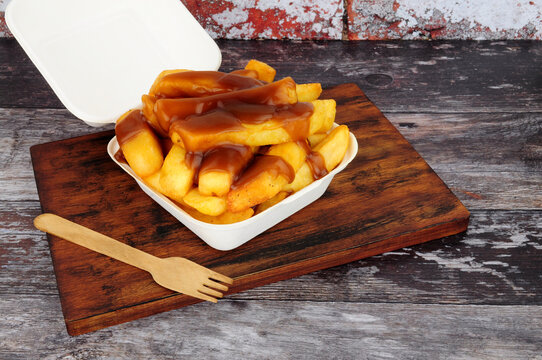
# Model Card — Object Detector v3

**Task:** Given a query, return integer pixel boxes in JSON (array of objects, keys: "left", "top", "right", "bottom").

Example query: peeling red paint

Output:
[
  {"left": 0, "top": 12, "right": 12, "bottom": 37},
  {"left": 1, "top": 2, "right": 540, "bottom": 40},
  {"left": 181, "top": 0, "right": 343, "bottom": 40}
]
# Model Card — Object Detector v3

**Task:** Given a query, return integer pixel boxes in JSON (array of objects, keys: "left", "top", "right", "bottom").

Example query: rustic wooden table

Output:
[{"left": 1, "top": 39, "right": 541, "bottom": 359}]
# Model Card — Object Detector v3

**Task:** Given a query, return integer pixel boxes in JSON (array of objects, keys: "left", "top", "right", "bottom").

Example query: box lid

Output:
[{"left": 6, "top": 0, "right": 222, "bottom": 126}]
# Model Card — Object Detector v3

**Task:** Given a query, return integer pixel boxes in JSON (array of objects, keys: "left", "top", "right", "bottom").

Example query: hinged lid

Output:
[{"left": 6, "top": 0, "right": 222, "bottom": 126}]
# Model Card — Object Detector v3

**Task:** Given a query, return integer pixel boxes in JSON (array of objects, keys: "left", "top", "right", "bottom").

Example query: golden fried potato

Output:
[
  {"left": 313, "top": 125, "right": 350, "bottom": 172},
  {"left": 229, "top": 69, "right": 259, "bottom": 79},
  {"left": 308, "top": 99, "right": 336, "bottom": 134},
  {"left": 266, "top": 141, "right": 307, "bottom": 171},
  {"left": 141, "top": 94, "right": 168, "bottom": 137},
  {"left": 148, "top": 69, "right": 189, "bottom": 96},
  {"left": 143, "top": 171, "right": 162, "bottom": 192},
  {"left": 255, "top": 191, "right": 289, "bottom": 214},
  {"left": 245, "top": 59, "right": 276, "bottom": 82},
  {"left": 198, "top": 145, "right": 254, "bottom": 197},
  {"left": 151, "top": 71, "right": 264, "bottom": 99},
  {"left": 198, "top": 171, "right": 231, "bottom": 197},
  {"left": 228, "top": 167, "right": 290, "bottom": 213},
  {"left": 296, "top": 83, "right": 322, "bottom": 102},
  {"left": 183, "top": 188, "right": 226, "bottom": 216},
  {"left": 283, "top": 162, "right": 314, "bottom": 193},
  {"left": 169, "top": 100, "right": 334, "bottom": 152},
  {"left": 307, "top": 132, "right": 327, "bottom": 147},
  {"left": 159, "top": 145, "right": 194, "bottom": 201},
  {"left": 227, "top": 142, "right": 306, "bottom": 212},
  {"left": 156, "top": 77, "right": 298, "bottom": 133},
  {"left": 180, "top": 204, "right": 254, "bottom": 224},
  {"left": 115, "top": 110, "right": 163, "bottom": 178}
]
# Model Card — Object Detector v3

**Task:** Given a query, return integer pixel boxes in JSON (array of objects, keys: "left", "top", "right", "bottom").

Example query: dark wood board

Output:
[{"left": 30, "top": 83, "right": 469, "bottom": 336}]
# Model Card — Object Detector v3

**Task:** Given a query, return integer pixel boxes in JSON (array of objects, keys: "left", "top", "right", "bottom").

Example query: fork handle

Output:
[{"left": 34, "top": 213, "right": 159, "bottom": 273}]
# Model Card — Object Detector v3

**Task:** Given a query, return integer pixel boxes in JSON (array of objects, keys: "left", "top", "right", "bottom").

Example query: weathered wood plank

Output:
[
  {"left": 2, "top": 39, "right": 542, "bottom": 112},
  {"left": 1, "top": 108, "right": 539, "bottom": 209},
  {"left": 386, "top": 112, "right": 542, "bottom": 210},
  {"left": 218, "top": 40, "right": 542, "bottom": 113},
  {"left": 2, "top": 203, "right": 540, "bottom": 305},
  {"left": 1, "top": 295, "right": 541, "bottom": 359},
  {"left": 0, "top": 40, "right": 63, "bottom": 109}
]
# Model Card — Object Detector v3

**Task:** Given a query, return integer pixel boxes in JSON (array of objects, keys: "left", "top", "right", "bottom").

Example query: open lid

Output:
[{"left": 6, "top": 0, "right": 222, "bottom": 126}]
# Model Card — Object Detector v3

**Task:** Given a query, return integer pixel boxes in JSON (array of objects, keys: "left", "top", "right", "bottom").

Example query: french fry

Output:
[
  {"left": 150, "top": 71, "right": 264, "bottom": 99},
  {"left": 159, "top": 145, "right": 195, "bottom": 202},
  {"left": 183, "top": 188, "right": 227, "bottom": 216},
  {"left": 227, "top": 166, "right": 290, "bottom": 213},
  {"left": 155, "top": 77, "right": 297, "bottom": 132},
  {"left": 307, "top": 132, "right": 327, "bottom": 147},
  {"left": 115, "top": 110, "right": 163, "bottom": 178},
  {"left": 267, "top": 141, "right": 307, "bottom": 171},
  {"left": 296, "top": 83, "right": 322, "bottom": 102},
  {"left": 180, "top": 204, "right": 254, "bottom": 224},
  {"left": 198, "top": 145, "right": 254, "bottom": 197},
  {"left": 169, "top": 100, "right": 334, "bottom": 152},
  {"left": 313, "top": 125, "right": 350, "bottom": 172},
  {"left": 141, "top": 94, "right": 169, "bottom": 137},
  {"left": 227, "top": 142, "right": 306, "bottom": 212},
  {"left": 148, "top": 69, "right": 188, "bottom": 96},
  {"left": 245, "top": 59, "right": 276, "bottom": 82},
  {"left": 143, "top": 171, "right": 162, "bottom": 192},
  {"left": 282, "top": 162, "right": 314, "bottom": 193},
  {"left": 255, "top": 191, "right": 289, "bottom": 214},
  {"left": 229, "top": 69, "right": 259, "bottom": 79},
  {"left": 308, "top": 99, "right": 336, "bottom": 134}
]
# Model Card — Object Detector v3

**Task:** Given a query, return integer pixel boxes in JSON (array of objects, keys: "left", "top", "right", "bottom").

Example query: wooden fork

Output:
[{"left": 34, "top": 213, "right": 233, "bottom": 303}]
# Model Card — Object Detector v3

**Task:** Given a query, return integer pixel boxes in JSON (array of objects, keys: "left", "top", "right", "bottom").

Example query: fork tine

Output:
[
  {"left": 208, "top": 271, "right": 234, "bottom": 285},
  {"left": 205, "top": 279, "right": 229, "bottom": 292},
  {"left": 199, "top": 286, "right": 224, "bottom": 299},
  {"left": 192, "top": 291, "right": 218, "bottom": 303}
]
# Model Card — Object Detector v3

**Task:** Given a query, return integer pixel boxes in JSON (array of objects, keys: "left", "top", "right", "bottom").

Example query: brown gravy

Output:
[
  {"left": 199, "top": 145, "right": 253, "bottom": 180},
  {"left": 115, "top": 110, "right": 150, "bottom": 147},
  {"left": 115, "top": 70, "right": 323, "bottom": 196},
  {"left": 155, "top": 77, "right": 297, "bottom": 131},
  {"left": 296, "top": 140, "right": 328, "bottom": 180},
  {"left": 170, "top": 101, "right": 313, "bottom": 153},
  {"left": 154, "top": 70, "right": 264, "bottom": 98}
]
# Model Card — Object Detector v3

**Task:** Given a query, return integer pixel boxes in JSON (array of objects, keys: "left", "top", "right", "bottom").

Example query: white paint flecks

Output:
[
  {"left": 348, "top": 0, "right": 542, "bottom": 39},
  {"left": 0, "top": 0, "right": 10, "bottom": 12},
  {"left": 492, "top": 233, "right": 532, "bottom": 249},
  {"left": 397, "top": 0, "right": 541, "bottom": 34},
  {"left": 346, "top": 265, "right": 380, "bottom": 277},
  {"left": 482, "top": 261, "right": 510, "bottom": 267},
  {"left": 415, "top": 250, "right": 527, "bottom": 292},
  {"left": 211, "top": 7, "right": 250, "bottom": 28}
]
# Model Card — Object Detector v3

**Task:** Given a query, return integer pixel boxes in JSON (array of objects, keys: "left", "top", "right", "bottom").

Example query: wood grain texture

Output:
[
  {"left": 30, "top": 84, "right": 469, "bottom": 335},
  {"left": 2, "top": 295, "right": 541, "bottom": 360},
  {"left": 2, "top": 38, "right": 541, "bottom": 358},
  {"left": 3, "top": 39, "right": 542, "bottom": 112},
  {"left": 1, "top": 206, "right": 540, "bottom": 305},
  {"left": 2, "top": 108, "right": 539, "bottom": 209}
]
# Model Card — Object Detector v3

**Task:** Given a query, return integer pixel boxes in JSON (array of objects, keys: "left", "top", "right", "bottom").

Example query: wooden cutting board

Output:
[{"left": 31, "top": 83, "right": 469, "bottom": 336}]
